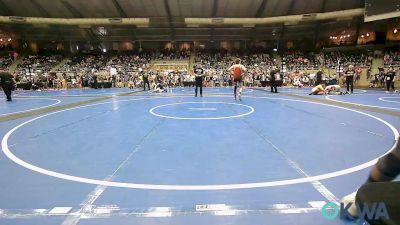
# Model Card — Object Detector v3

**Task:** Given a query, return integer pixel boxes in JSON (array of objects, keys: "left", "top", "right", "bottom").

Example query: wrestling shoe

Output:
[{"left": 341, "top": 191, "right": 358, "bottom": 219}]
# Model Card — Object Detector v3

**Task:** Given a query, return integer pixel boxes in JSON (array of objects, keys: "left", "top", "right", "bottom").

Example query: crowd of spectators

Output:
[
  {"left": 0, "top": 51, "right": 19, "bottom": 70},
  {"left": 8, "top": 48, "right": 397, "bottom": 91},
  {"left": 9, "top": 50, "right": 340, "bottom": 91},
  {"left": 0, "top": 55, "right": 13, "bottom": 70},
  {"left": 323, "top": 51, "right": 373, "bottom": 68},
  {"left": 57, "top": 54, "right": 109, "bottom": 74},
  {"left": 384, "top": 51, "right": 400, "bottom": 68},
  {"left": 192, "top": 50, "right": 277, "bottom": 87},
  {"left": 16, "top": 55, "right": 62, "bottom": 80},
  {"left": 53, "top": 54, "right": 112, "bottom": 89},
  {"left": 153, "top": 49, "right": 191, "bottom": 60},
  {"left": 283, "top": 51, "right": 323, "bottom": 70},
  {"left": 43, "top": 49, "right": 190, "bottom": 90}
]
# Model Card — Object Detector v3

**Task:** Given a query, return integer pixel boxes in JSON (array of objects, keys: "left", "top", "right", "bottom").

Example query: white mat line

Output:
[{"left": 0, "top": 202, "right": 325, "bottom": 218}]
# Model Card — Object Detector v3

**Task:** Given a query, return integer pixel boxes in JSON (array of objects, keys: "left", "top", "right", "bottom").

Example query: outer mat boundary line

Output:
[{"left": 2, "top": 96, "right": 398, "bottom": 190}]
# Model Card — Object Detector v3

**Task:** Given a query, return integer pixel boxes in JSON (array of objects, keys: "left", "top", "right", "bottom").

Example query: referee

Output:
[
  {"left": 345, "top": 65, "right": 355, "bottom": 94},
  {"left": 0, "top": 70, "right": 16, "bottom": 101},
  {"left": 193, "top": 64, "right": 204, "bottom": 97},
  {"left": 270, "top": 68, "right": 279, "bottom": 93},
  {"left": 142, "top": 69, "right": 150, "bottom": 91},
  {"left": 385, "top": 66, "right": 396, "bottom": 93}
]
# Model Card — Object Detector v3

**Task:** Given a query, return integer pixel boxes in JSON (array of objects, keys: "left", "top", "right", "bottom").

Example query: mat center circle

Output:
[{"left": 149, "top": 101, "right": 254, "bottom": 120}]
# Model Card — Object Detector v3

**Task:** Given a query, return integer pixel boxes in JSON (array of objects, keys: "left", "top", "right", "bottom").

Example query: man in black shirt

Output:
[
  {"left": 0, "top": 71, "right": 16, "bottom": 101},
  {"left": 193, "top": 65, "right": 204, "bottom": 97},
  {"left": 142, "top": 69, "right": 150, "bottom": 91},
  {"left": 345, "top": 65, "right": 355, "bottom": 94},
  {"left": 270, "top": 68, "right": 280, "bottom": 93},
  {"left": 385, "top": 66, "right": 396, "bottom": 93}
]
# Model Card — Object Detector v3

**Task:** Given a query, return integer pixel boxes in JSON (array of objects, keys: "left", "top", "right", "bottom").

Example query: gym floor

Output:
[{"left": 0, "top": 87, "right": 399, "bottom": 225}]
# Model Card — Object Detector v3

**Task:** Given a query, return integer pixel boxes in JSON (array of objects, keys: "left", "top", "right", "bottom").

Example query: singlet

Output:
[
  {"left": 229, "top": 64, "right": 246, "bottom": 79},
  {"left": 312, "top": 84, "right": 324, "bottom": 93}
]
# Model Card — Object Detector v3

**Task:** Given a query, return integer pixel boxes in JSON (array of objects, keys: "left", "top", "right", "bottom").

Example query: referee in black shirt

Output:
[
  {"left": 345, "top": 65, "right": 355, "bottom": 94},
  {"left": 193, "top": 65, "right": 204, "bottom": 97},
  {"left": 270, "top": 69, "right": 278, "bottom": 93},
  {"left": 385, "top": 66, "right": 396, "bottom": 93},
  {"left": 142, "top": 69, "right": 150, "bottom": 91},
  {"left": 0, "top": 70, "right": 16, "bottom": 101}
]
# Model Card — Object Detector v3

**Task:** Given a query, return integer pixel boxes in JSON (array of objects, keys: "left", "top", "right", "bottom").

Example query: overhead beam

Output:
[
  {"left": 163, "top": 0, "right": 175, "bottom": 41},
  {"left": 0, "top": 16, "right": 150, "bottom": 26},
  {"left": 185, "top": 9, "right": 364, "bottom": 25}
]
